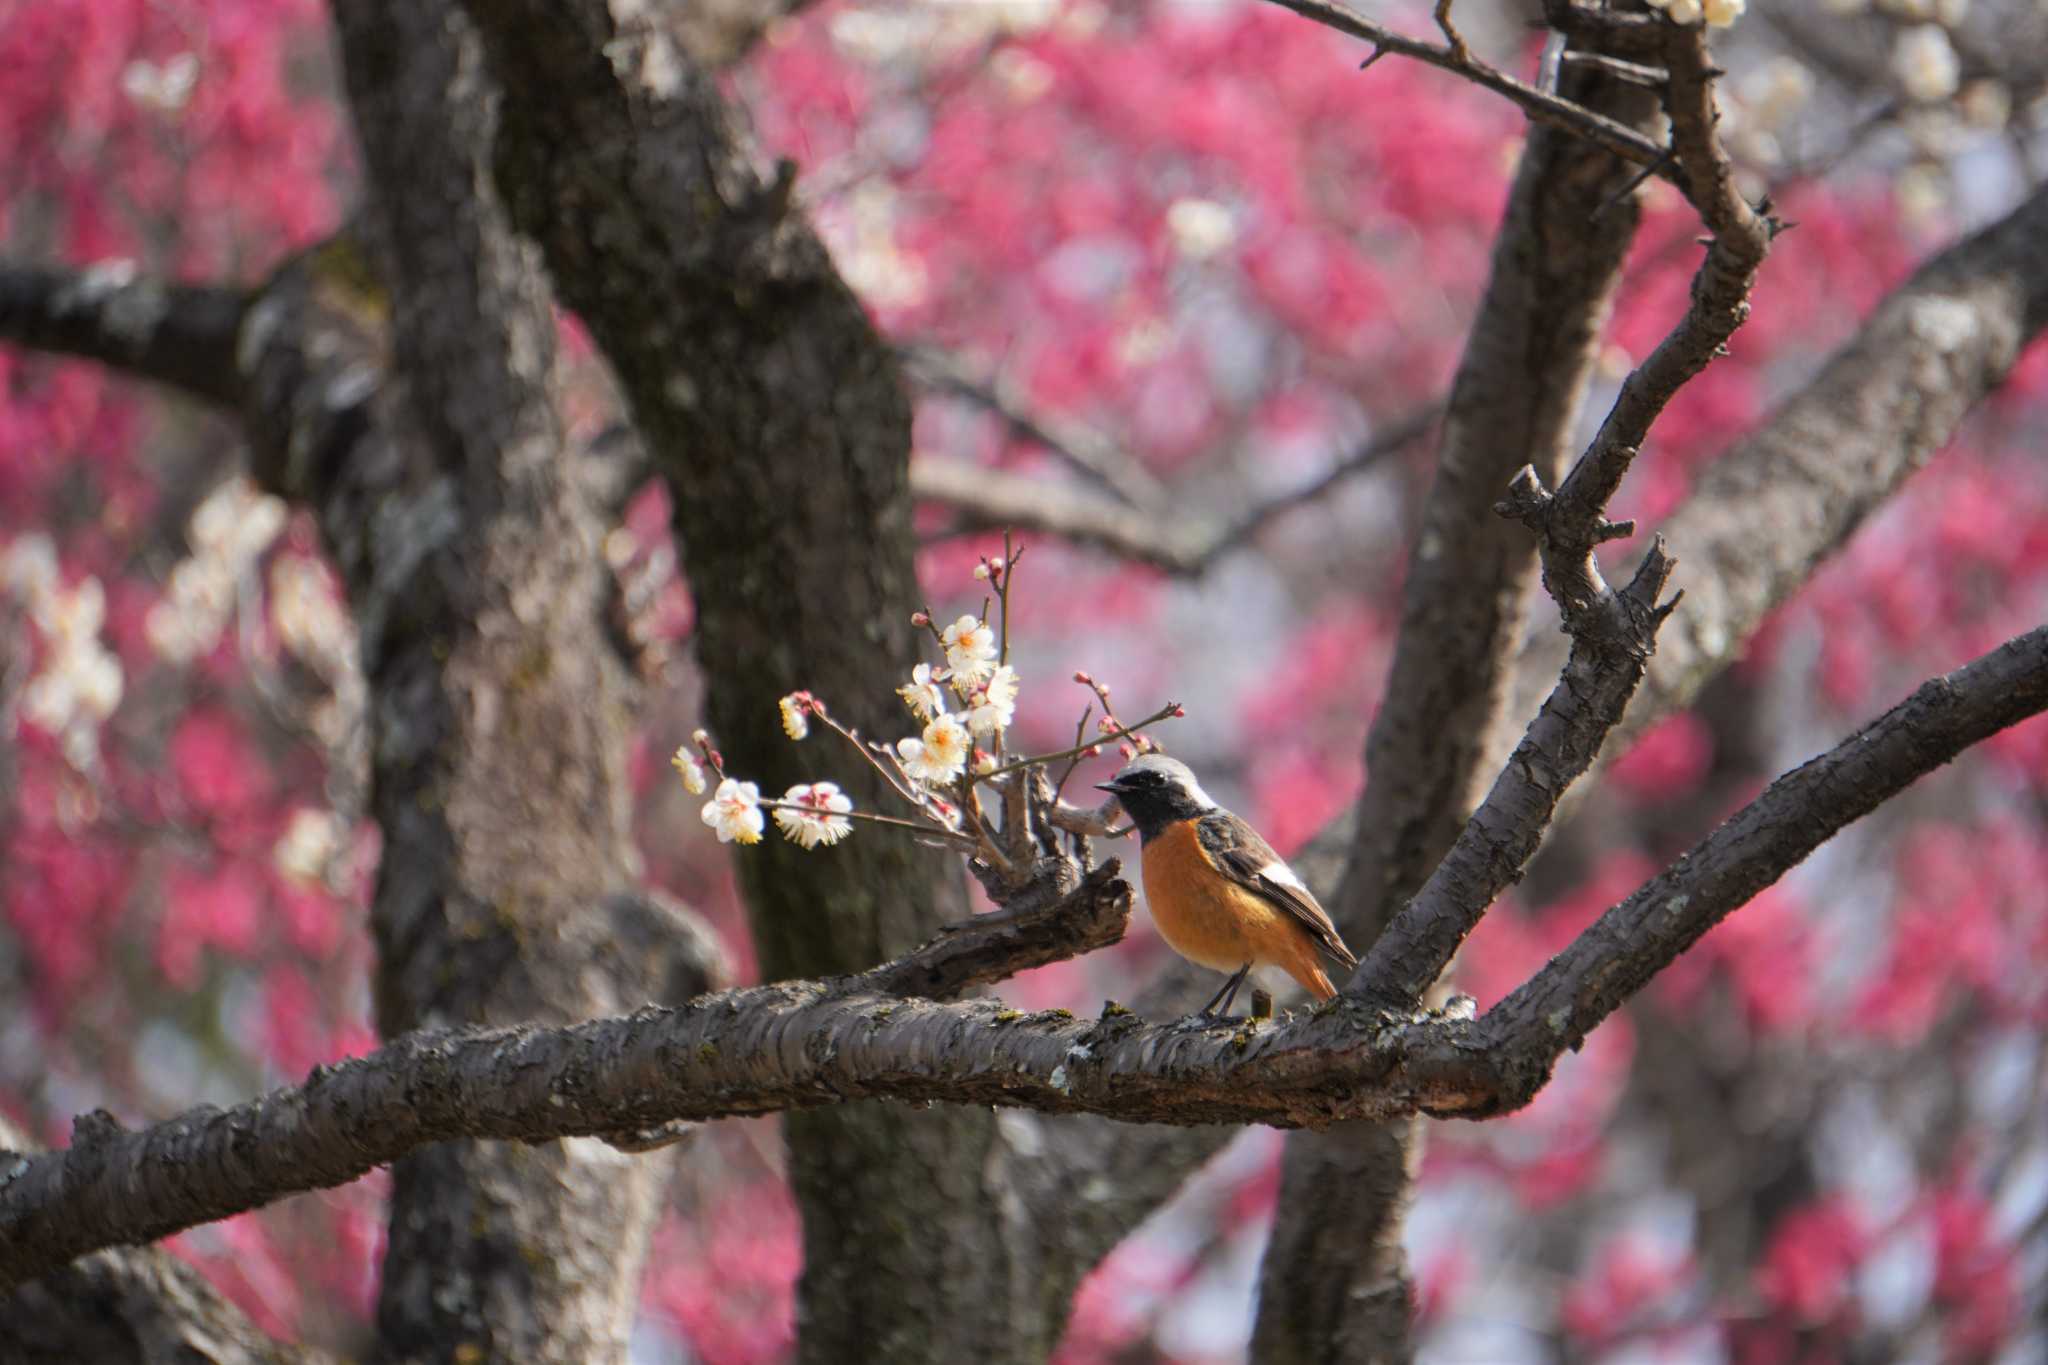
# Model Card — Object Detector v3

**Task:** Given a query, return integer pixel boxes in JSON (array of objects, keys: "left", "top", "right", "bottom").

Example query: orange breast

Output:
[{"left": 1140, "top": 821, "right": 1338, "bottom": 999}]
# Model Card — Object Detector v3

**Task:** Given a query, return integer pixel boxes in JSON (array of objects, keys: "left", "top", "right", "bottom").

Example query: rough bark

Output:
[
  {"left": 452, "top": 2, "right": 1087, "bottom": 1356},
  {"left": 0, "top": 1247, "right": 331, "bottom": 1365},
  {"left": 10, "top": 617, "right": 2046, "bottom": 1290},
  {"left": 309, "top": 9, "right": 697, "bottom": 1360},
  {"left": 0, "top": 1117, "right": 328, "bottom": 1365},
  {"left": 1254, "top": 26, "right": 1666, "bottom": 1361}
]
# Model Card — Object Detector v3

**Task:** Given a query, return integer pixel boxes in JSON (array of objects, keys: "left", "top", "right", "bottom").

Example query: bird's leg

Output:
[{"left": 1194, "top": 963, "right": 1253, "bottom": 1021}]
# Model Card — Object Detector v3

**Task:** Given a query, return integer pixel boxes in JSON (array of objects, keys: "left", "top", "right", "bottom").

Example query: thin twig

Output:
[
  {"left": 973, "top": 701, "right": 1184, "bottom": 787},
  {"left": 1263, "top": 0, "right": 1672, "bottom": 174}
]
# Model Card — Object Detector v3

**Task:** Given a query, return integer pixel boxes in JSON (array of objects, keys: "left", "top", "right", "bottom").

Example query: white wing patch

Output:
[{"left": 1258, "top": 859, "right": 1308, "bottom": 892}]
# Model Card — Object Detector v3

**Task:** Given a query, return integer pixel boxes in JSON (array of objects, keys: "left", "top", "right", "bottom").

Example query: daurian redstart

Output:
[{"left": 1098, "top": 754, "right": 1358, "bottom": 1017}]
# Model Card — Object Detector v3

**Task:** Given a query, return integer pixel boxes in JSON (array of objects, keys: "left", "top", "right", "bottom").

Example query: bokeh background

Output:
[{"left": 4, "top": 0, "right": 2047, "bottom": 1359}]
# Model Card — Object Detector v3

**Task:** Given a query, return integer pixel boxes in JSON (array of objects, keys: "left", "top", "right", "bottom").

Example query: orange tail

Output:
[{"left": 1289, "top": 960, "right": 1337, "bottom": 1002}]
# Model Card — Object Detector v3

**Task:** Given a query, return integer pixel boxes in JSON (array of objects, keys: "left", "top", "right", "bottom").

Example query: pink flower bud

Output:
[
  {"left": 1172, "top": 705, "right": 1187, "bottom": 718},
  {"left": 911, "top": 610, "right": 931, "bottom": 627},
  {"left": 1072, "top": 670, "right": 1092, "bottom": 684}
]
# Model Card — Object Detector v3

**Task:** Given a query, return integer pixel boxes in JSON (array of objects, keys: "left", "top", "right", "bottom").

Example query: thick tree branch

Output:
[
  {"left": 8, "top": 620, "right": 2045, "bottom": 1291},
  {"left": 0, "top": 1124, "right": 326, "bottom": 1365},
  {"left": 1353, "top": 538, "right": 1679, "bottom": 1005},
  {"left": 911, "top": 403, "right": 1438, "bottom": 576},
  {"left": 1484, "top": 621, "right": 2048, "bottom": 1078},
  {"left": 0, "top": 261, "right": 245, "bottom": 406}
]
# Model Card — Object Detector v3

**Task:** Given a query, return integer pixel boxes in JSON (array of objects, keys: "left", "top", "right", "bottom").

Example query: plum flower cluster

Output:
[{"left": 674, "top": 543, "right": 1183, "bottom": 867}]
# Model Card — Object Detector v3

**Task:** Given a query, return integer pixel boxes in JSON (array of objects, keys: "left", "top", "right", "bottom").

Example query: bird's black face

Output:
[{"left": 1097, "top": 759, "right": 1210, "bottom": 840}]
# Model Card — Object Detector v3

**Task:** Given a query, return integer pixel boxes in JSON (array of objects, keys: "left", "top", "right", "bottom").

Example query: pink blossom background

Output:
[{"left": 4, "top": 0, "right": 2046, "bottom": 1359}]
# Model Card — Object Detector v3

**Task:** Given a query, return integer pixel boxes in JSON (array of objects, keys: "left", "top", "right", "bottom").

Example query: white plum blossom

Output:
[
  {"left": 773, "top": 782, "right": 855, "bottom": 849},
  {"left": 966, "top": 663, "right": 1020, "bottom": 737},
  {"left": 898, "top": 714, "right": 971, "bottom": 784},
  {"left": 941, "top": 614, "right": 999, "bottom": 686},
  {"left": 702, "top": 778, "right": 765, "bottom": 844},
  {"left": 779, "top": 693, "right": 810, "bottom": 741},
  {"left": 1894, "top": 25, "right": 1960, "bottom": 102},
  {"left": 671, "top": 746, "right": 708, "bottom": 795},
  {"left": 897, "top": 662, "right": 947, "bottom": 721}
]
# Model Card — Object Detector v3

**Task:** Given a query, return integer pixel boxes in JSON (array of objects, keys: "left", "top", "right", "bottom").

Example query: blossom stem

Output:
[
  {"left": 972, "top": 701, "right": 1182, "bottom": 787},
  {"left": 757, "top": 799, "right": 977, "bottom": 845},
  {"left": 813, "top": 709, "right": 924, "bottom": 806}
]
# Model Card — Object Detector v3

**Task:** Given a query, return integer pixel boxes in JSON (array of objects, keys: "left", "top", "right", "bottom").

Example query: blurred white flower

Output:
[
  {"left": 121, "top": 52, "right": 199, "bottom": 113},
  {"left": 1894, "top": 26, "right": 1960, "bottom": 102},
  {"left": 275, "top": 808, "right": 344, "bottom": 886},
  {"left": 190, "top": 477, "right": 286, "bottom": 562},
  {"left": 34, "top": 577, "right": 105, "bottom": 646},
  {"left": 779, "top": 693, "right": 811, "bottom": 741},
  {"left": 1703, "top": 0, "right": 1744, "bottom": 26},
  {"left": 1, "top": 534, "right": 58, "bottom": 600},
  {"left": 270, "top": 555, "right": 351, "bottom": 663},
  {"left": 671, "top": 746, "right": 708, "bottom": 796},
  {"left": 1166, "top": 199, "right": 1238, "bottom": 261}
]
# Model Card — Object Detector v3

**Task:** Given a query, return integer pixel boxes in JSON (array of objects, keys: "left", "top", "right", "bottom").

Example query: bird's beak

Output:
[{"left": 1095, "top": 779, "right": 1126, "bottom": 796}]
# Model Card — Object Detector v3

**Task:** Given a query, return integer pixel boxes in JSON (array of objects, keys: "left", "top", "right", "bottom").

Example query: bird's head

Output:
[{"left": 1096, "top": 753, "right": 1216, "bottom": 840}]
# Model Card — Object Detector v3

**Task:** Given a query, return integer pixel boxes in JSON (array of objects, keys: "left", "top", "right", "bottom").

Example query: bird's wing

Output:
[{"left": 1196, "top": 812, "right": 1358, "bottom": 968}]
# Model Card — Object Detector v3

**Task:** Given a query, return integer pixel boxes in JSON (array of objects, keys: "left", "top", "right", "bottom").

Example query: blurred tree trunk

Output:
[{"left": 458, "top": 2, "right": 1090, "bottom": 1357}]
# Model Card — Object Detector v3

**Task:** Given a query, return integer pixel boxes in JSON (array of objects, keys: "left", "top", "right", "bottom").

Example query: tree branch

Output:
[
  {"left": 1262, "top": 0, "right": 1672, "bottom": 173},
  {"left": 8, "top": 620, "right": 2045, "bottom": 1290},
  {"left": 0, "top": 260, "right": 246, "bottom": 406},
  {"left": 901, "top": 345, "right": 1169, "bottom": 511},
  {"left": 1485, "top": 621, "right": 2048, "bottom": 1075},
  {"left": 0, "top": 1124, "right": 327, "bottom": 1365},
  {"left": 911, "top": 402, "right": 1438, "bottom": 576}
]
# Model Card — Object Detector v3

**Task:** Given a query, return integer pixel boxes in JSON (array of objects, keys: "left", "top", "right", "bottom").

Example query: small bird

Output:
[{"left": 1097, "top": 754, "right": 1358, "bottom": 1018}]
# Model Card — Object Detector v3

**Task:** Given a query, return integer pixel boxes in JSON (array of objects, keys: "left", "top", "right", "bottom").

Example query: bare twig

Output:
[
  {"left": 1262, "top": 0, "right": 1672, "bottom": 173},
  {"left": 900, "top": 344, "right": 1168, "bottom": 510},
  {"left": 913, "top": 403, "right": 1438, "bottom": 575}
]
